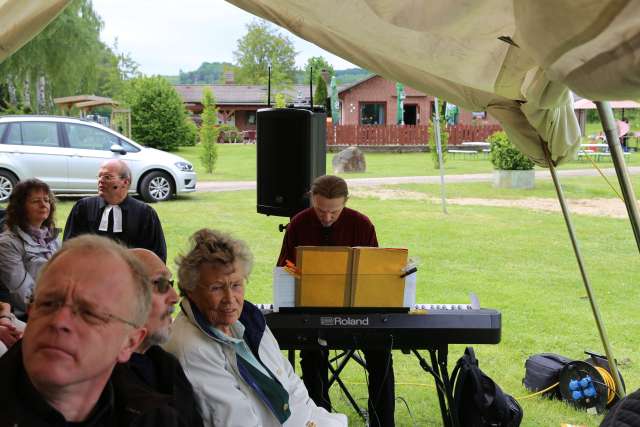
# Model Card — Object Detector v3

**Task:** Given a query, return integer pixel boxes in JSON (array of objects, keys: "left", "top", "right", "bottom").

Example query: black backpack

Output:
[
  {"left": 522, "top": 353, "right": 573, "bottom": 399},
  {"left": 451, "top": 347, "right": 523, "bottom": 427}
]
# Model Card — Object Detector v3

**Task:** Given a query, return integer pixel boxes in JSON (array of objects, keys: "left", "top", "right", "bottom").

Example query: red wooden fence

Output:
[{"left": 326, "top": 124, "right": 502, "bottom": 146}]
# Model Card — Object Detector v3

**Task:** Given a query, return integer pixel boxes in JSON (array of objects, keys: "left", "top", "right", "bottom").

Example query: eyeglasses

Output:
[
  {"left": 97, "top": 174, "right": 123, "bottom": 182},
  {"left": 152, "top": 277, "right": 174, "bottom": 294},
  {"left": 31, "top": 298, "right": 139, "bottom": 328},
  {"left": 200, "top": 281, "right": 245, "bottom": 294}
]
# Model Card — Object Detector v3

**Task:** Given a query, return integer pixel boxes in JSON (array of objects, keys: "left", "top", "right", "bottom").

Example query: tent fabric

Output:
[
  {"left": 225, "top": 0, "right": 640, "bottom": 167},
  {"left": 0, "top": 0, "right": 71, "bottom": 63}
]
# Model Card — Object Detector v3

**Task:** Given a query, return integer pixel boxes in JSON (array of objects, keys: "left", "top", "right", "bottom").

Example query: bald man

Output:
[
  {"left": 112, "top": 248, "right": 203, "bottom": 427},
  {"left": 0, "top": 235, "right": 180, "bottom": 426},
  {"left": 64, "top": 159, "right": 167, "bottom": 261}
]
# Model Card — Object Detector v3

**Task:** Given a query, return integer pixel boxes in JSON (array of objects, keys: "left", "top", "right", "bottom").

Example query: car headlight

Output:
[{"left": 175, "top": 161, "right": 193, "bottom": 171}]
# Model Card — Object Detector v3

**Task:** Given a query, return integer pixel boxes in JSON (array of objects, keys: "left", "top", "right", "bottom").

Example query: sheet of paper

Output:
[
  {"left": 272, "top": 267, "right": 295, "bottom": 311},
  {"left": 403, "top": 273, "right": 417, "bottom": 307}
]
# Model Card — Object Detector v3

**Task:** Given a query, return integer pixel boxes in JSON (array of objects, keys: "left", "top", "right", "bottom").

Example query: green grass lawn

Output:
[
  {"left": 52, "top": 184, "right": 639, "bottom": 426},
  {"left": 175, "top": 144, "right": 639, "bottom": 182}
]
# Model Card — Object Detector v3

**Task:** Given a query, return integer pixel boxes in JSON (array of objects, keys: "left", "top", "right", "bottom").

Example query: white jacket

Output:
[{"left": 164, "top": 300, "right": 347, "bottom": 427}]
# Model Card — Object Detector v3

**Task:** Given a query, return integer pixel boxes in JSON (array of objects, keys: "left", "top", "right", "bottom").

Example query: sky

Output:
[{"left": 92, "top": 0, "right": 358, "bottom": 76}]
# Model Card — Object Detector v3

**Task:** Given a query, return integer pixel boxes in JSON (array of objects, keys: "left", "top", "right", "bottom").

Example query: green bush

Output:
[
  {"left": 218, "top": 124, "right": 243, "bottom": 143},
  {"left": 428, "top": 119, "right": 448, "bottom": 168},
  {"left": 182, "top": 117, "right": 198, "bottom": 146},
  {"left": 119, "top": 76, "right": 193, "bottom": 151},
  {"left": 487, "top": 131, "right": 534, "bottom": 170}
]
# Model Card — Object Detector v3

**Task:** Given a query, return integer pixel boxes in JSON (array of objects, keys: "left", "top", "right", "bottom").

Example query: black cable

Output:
[
  {"left": 395, "top": 396, "right": 417, "bottom": 427},
  {"left": 368, "top": 335, "right": 393, "bottom": 427}
]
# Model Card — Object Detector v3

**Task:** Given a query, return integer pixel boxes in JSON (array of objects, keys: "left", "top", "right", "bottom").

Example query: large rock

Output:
[{"left": 332, "top": 146, "right": 366, "bottom": 173}]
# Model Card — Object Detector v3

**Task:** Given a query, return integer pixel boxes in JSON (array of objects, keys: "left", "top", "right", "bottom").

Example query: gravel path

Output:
[{"left": 197, "top": 166, "right": 640, "bottom": 192}]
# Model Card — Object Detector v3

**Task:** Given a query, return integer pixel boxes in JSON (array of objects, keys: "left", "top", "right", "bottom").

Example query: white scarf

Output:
[{"left": 98, "top": 204, "right": 123, "bottom": 233}]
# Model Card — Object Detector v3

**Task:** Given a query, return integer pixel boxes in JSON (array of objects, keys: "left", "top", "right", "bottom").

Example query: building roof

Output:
[
  {"left": 174, "top": 84, "right": 312, "bottom": 105},
  {"left": 573, "top": 98, "right": 640, "bottom": 110},
  {"left": 337, "top": 74, "right": 378, "bottom": 94}
]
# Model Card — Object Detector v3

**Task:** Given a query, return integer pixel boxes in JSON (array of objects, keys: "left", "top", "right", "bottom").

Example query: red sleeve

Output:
[{"left": 276, "top": 226, "right": 295, "bottom": 266}]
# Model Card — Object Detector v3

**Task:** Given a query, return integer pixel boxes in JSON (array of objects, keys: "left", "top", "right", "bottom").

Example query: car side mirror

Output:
[{"left": 110, "top": 144, "right": 127, "bottom": 155}]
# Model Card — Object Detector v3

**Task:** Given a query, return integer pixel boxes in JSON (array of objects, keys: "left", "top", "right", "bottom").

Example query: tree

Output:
[
  {"left": 119, "top": 76, "right": 195, "bottom": 151},
  {"left": 428, "top": 118, "right": 448, "bottom": 168},
  {"left": 0, "top": 0, "right": 107, "bottom": 112},
  {"left": 303, "top": 56, "right": 334, "bottom": 81},
  {"left": 233, "top": 20, "right": 297, "bottom": 89},
  {"left": 0, "top": 0, "right": 139, "bottom": 113},
  {"left": 313, "top": 74, "right": 328, "bottom": 109},
  {"left": 199, "top": 88, "right": 219, "bottom": 173}
]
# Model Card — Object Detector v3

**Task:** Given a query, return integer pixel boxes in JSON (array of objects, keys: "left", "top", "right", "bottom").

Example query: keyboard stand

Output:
[{"left": 288, "top": 346, "right": 460, "bottom": 427}]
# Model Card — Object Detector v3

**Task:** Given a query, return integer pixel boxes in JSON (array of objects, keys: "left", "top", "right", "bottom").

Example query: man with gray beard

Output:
[{"left": 112, "top": 248, "right": 203, "bottom": 427}]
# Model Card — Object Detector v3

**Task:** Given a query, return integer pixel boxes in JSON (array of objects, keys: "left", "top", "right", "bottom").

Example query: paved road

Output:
[{"left": 197, "top": 166, "right": 640, "bottom": 192}]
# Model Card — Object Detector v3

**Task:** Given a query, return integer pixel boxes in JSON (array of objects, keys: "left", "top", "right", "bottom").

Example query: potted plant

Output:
[{"left": 487, "top": 131, "right": 535, "bottom": 189}]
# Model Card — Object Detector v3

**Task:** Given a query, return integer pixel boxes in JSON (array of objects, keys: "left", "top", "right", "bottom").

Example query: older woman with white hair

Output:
[{"left": 165, "top": 228, "right": 347, "bottom": 427}]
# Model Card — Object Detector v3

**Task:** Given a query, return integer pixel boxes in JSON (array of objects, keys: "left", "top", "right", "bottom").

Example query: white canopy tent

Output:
[
  {"left": 0, "top": 0, "right": 70, "bottom": 63},
  {"left": 225, "top": 0, "right": 640, "bottom": 167}
]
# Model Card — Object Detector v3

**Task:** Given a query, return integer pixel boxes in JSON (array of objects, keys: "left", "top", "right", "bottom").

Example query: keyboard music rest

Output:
[{"left": 264, "top": 309, "right": 501, "bottom": 350}]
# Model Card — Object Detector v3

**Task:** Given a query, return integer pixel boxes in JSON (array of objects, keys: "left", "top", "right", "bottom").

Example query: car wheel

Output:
[
  {"left": 140, "top": 171, "right": 174, "bottom": 203},
  {"left": 0, "top": 170, "right": 18, "bottom": 203}
]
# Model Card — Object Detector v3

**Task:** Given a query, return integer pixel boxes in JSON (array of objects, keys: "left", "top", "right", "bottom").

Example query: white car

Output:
[{"left": 0, "top": 115, "right": 197, "bottom": 203}]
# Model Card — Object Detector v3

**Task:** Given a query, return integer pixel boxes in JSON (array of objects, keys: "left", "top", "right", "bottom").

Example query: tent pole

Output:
[
  {"left": 433, "top": 97, "right": 447, "bottom": 214},
  {"left": 543, "top": 145, "right": 626, "bottom": 398},
  {"left": 595, "top": 101, "right": 640, "bottom": 253}
]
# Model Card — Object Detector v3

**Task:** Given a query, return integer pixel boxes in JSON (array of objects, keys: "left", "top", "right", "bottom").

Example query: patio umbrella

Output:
[
  {"left": 330, "top": 76, "right": 340, "bottom": 125},
  {"left": 395, "top": 82, "right": 405, "bottom": 125}
]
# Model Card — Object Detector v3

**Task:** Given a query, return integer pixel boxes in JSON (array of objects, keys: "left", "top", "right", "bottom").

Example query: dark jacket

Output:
[
  {"left": 112, "top": 345, "right": 204, "bottom": 427},
  {"left": 0, "top": 342, "right": 180, "bottom": 427},
  {"left": 63, "top": 195, "right": 167, "bottom": 262},
  {"left": 600, "top": 388, "right": 640, "bottom": 427}
]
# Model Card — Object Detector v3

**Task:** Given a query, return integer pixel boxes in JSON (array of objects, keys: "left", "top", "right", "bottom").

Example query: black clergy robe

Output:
[{"left": 63, "top": 196, "right": 167, "bottom": 262}]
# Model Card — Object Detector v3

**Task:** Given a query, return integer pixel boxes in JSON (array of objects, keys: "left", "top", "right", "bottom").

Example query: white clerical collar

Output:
[{"left": 99, "top": 204, "right": 123, "bottom": 233}]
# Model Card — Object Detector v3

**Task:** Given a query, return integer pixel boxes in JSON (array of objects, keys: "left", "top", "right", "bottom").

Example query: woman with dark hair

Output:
[{"left": 0, "top": 179, "right": 61, "bottom": 319}]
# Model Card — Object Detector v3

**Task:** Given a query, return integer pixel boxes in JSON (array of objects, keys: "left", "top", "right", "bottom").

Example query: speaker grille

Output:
[{"left": 257, "top": 108, "right": 326, "bottom": 217}]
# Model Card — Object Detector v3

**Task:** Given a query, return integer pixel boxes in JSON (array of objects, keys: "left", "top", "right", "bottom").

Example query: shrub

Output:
[
  {"left": 428, "top": 118, "right": 448, "bottom": 168},
  {"left": 182, "top": 117, "right": 198, "bottom": 146},
  {"left": 218, "top": 124, "right": 243, "bottom": 143},
  {"left": 488, "top": 131, "right": 534, "bottom": 170},
  {"left": 119, "top": 76, "right": 193, "bottom": 151},
  {"left": 199, "top": 88, "right": 219, "bottom": 173}
]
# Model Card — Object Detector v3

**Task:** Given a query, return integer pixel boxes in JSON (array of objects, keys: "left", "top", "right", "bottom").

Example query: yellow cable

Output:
[
  {"left": 585, "top": 153, "right": 624, "bottom": 201},
  {"left": 514, "top": 382, "right": 559, "bottom": 400},
  {"left": 595, "top": 366, "right": 617, "bottom": 404}
]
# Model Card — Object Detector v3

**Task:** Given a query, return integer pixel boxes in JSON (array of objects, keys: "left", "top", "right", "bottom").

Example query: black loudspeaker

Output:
[{"left": 257, "top": 108, "right": 326, "bottom": 217}]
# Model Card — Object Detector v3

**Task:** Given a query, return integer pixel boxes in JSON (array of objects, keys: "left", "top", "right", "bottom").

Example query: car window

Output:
[
  {"left": 10, "top": 122, "right": 60, "bottom": 147},
  {"left": 118, "top": 139, "right": 140, "bottom": 153},
  {"left": 0, "top": 123, "right": 7, "bottom": 142},
  {"left": 65, "top": 123, "right": 119, "bottom": 151},
  {"left": 5, "top": 124, "right": 21, "bottom": 145}
]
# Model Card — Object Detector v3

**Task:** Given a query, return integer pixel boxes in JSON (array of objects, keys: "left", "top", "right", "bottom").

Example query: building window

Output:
[
  {"left": 360, "top": 103, "right": 385, "bottom": 125},
  {"left": 247, "top": 112, "right": 256, "bottom": 125}
]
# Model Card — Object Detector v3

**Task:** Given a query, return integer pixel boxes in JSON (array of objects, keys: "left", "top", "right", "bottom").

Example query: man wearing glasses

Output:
[
  {"left": 0, "top": 235, "right": 180, "bottom": 426},
  {"left": 63, "top": 159, "right": 167, "bottom": 262},
  {"left": 112, "top": 248, "right": 203, "bottom": 427}
]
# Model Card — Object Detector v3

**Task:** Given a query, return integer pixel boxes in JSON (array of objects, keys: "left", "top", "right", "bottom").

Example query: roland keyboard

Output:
[{"left": 257, "top": 305, "right": 501, "bottom": 350}]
